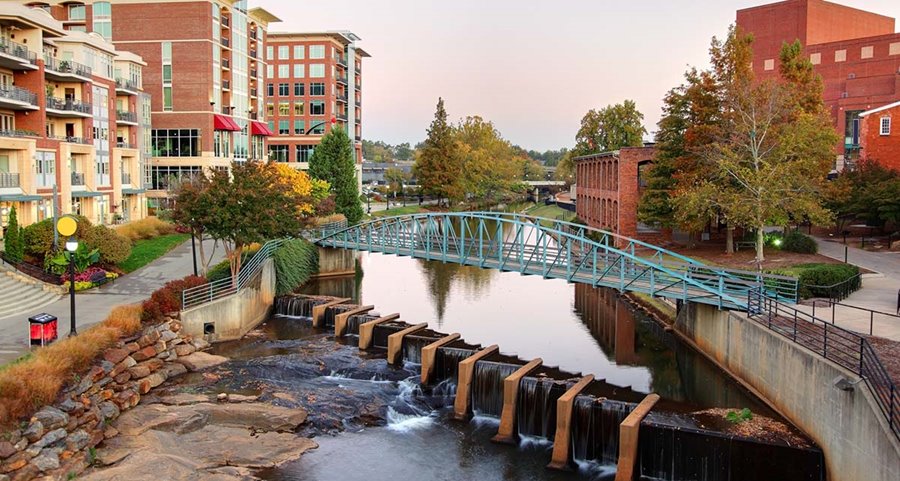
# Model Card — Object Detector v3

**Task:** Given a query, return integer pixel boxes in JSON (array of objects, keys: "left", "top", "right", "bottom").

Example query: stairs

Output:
[{"left": 0, "top": 269, "right": 62, "bottom": 320}]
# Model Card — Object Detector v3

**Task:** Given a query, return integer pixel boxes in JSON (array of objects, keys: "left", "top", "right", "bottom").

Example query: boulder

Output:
[
  {"left": 98, "top": 402, "right": 120, "bottom": 422},
  {"left": 159, "top": 330, "right": 178, "bottom": 343},
  {"left": 0, "top": 443, "right": 15, "bottom": 460},
  {"left": 173, "top": 352, "right": 227, "bottom": 372},
  {"left": 103, "top": 348, "right": 129, "bottom": 365},
  {"left": 65, "top": 431, "right": 90, "bottom": 452},
  {"left": 137, "top": 331, "right": 161, "bottom": 348},
  {"left": 130, "top": 346, "right": 158, "bottom": 363},
  {"left": 161, "top": 363, "right": 188, "bottom": 379},
  {"left": 30, "top": 449, "right": 60, "bottom": 473},
  {"left": 892, "top": 240, "right": 900, "bottom": 251},
  {"left": 127, "top": 365, "right": 151, "bottom": 380},
  {"left": 31, "top": 408, "right": 68, "bottom": 432},
  {"left": 123, "top": 342, "right": 140, "bottom": 353},
  {"left": 173, "top": 344, "right": 195, "bottom": 357},
  {"left": 31, "top": 429, "right": 66, "bottom": 450}
]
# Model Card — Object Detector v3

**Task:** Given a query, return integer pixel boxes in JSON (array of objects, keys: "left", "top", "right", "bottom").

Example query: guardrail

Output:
[
  {"left": 748, "top": 288, "right": 898, "bottom": 441},
  {"left": 181, "top": 239, "right": 285, "bottom": 310},
  {"left": 0, "top": 85, "right": 38, "bottom": 106},
  {"left": 806, "top": 274, "right": 862, "bottom": 303},
  {"left": 809, "top": 298, "right": 900, "bottom": 337}
]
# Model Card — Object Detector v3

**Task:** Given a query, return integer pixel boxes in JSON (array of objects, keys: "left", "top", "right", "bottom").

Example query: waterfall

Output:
[
  {"left": 516, "top": 376, "right": 567, "bottom": 440},
  {"left": 434, "top": 347, "right": 474, "bottom": 382},
  {"left": 274, "top": 296, "right": 319, "bottom": 318},
  {"left": 471, "top": 361, "right": 520, "bottom": 417},
  {"left": 346, "top": 314, "right": 376, "bottom": 336},
  {"left": 401, "top": 336, "right": 432, "bottom": 364},
  {"left": 571, "top": 397, "right": 635, "bottom": 464},
  {"left": 324, "top": 304, "right": 357, "bottom": 328}
]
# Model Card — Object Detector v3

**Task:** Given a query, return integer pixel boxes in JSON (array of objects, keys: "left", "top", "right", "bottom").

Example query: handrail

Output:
[
  {"left": 748, "top": 288, "right": 898, "bottom": 441},
  {"left": 181, "top": 239, "right": 285, "bottom": 309},
  {"left": 810, "top": 297, "right": 900, "bottom": 337},
  {"left": 805, "top": 274, "right": 862, "bottom": 303}
]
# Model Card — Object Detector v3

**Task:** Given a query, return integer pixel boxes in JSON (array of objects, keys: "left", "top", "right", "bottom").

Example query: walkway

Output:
[
  {"left": 0, "top": 238, "right": 225, "bottom": 365},
  {"left": 798, "top": 237, "right": 900, "bottom": 340}
]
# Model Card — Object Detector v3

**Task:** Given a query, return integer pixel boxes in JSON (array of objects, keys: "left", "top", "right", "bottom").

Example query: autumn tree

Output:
[
  {"left": 170, "top": 172, "right": 216, "bottom": 275},
  {"left": 455, "top": 116, "right": 523, "bottom": 204},
  {"left": 309, "top": 125, "right": 364, "bottom": 224},
  {"left": 573, "top": 100, "right": 647, "bottom": 156},
  {"left": 415, "top": 98, "right": 463, "bottom": 205}
]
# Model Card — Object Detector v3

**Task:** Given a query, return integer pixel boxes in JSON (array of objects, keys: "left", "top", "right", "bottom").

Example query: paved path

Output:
[
  {"left": 0, "top": 238, "right": 225, "bottom": 365},
  {"left": 796, "top": 237, "right": 900, "bottom": 340}
]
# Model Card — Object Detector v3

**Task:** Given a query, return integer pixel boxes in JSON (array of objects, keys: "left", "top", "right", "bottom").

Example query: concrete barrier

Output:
[
  {"left": 676, "top": 302, "right": 900, "bottom": 481},
  {"left": 316, "top": 247, "right": 356, "bottom": 278},
  {"left": 386, "top": 323, "right": 428, "bottom": 365},
  {"left": 358, "top": 313, "right": 400, "bottom": 350},
  {"left": 492, "top": 358, "right": 543, "bottom": 445},
  {"left": 311, "top": 298, "right": 351, "bottom": 327},
  {"left": 334, "top": 305, "right": 374, "bottom": 337},
  {"left": 421, "top": 333, "right": 461, "bottom": 385},
  {"left": 615, "top": 393, "right": 660, "bottom": 481},
  {"left": 452, "top": 345, "right": 499, "bottom": 420},
  {"left": 547, "top": 375, "right": 594, "bottom": 470},
  {"left": 181, "top": 259, "right": 276, "bottom": 342}
]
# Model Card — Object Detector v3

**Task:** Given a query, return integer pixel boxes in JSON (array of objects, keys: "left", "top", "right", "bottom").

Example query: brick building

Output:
[
  {"left": 265, "top": 32, "right": 368, "bottom": 180},
  {"left": 859, "top": 100, "right": 899, "bottom": 170},
  {"left": 574, "top": 146, "right": 662, "bottom": 244},
  {"left": 736, "top": 0, "right": 900, "bottom": 167},
  {"left": 0, "top": 4, "right": 149, "bottom": 233},
  {"left": 34, "top": 0, "right": 281, "bottom": 206}
]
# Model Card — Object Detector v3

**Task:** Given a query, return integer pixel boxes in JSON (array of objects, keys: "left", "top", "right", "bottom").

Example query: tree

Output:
[
  {"left": 415, "top": 98, "right": 463, "bottom": 205},
  {"left": 394, "top": 142, "right": 414, "bottom": 161},
  {"left": 3, "top": 205, "right": 23, "bottom": 263},
  {"left": 828, "top": 159, "right": 900, "bottom": 229},
  {"left": 384, "top": 167, "right": 409, "bottom": 198},
  {"left": 171, "top": 172, "right": 216, "bottom": 275},
  {"left": 309, "top": 125, "right": 364, "bottom": 224},
  {"left": 455, "top": 116, "right": 523, "bottom": 204},
  {"left": 573, "top": 100, "right": 647, "bottom": 156}
]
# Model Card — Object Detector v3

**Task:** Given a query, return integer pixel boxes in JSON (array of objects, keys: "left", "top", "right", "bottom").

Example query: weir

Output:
[{"left": 272, "top": 294, "right": 826, "bottom": 480}]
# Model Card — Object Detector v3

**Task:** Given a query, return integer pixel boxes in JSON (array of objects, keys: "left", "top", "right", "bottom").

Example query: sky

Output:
[{"left": 255, "top": 0, "right": 900, "bottom": 152}]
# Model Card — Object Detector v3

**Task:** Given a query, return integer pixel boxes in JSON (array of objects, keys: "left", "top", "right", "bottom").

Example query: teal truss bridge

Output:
[{"left": 310, "top": 211, "right": 798, "bottom": 311}]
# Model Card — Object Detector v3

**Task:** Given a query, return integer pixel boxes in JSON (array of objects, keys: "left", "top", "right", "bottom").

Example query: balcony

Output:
[
  {"left": 222, "top": 80, "right": 230, "bottom": 91},
  {"left": 115, "top": 78, "right": 140, "bottom": 95},
  {"left": 55, "top": 136, "right": 91, "bottom": 144},
  {"left": 336, "top": 93, "right": 348, "bottom": 103},
  {"left": 116, "top": 110, "right": 138, "bottom": 125},
  {"left": 221, "top": 16, "right": 230, "bottom": 28},
  {"left": 0, "top": 38, "right": 38, "bottom": 71},
  {"left": 0, "top": 172, "right": 20, "bottom": 188},
  {"left": 222, "top": 38, "right": 231, "bottom": 48},
  {"left": 250, "top": 50, "right": 258, "bottom": 59},
  {"left": 116, "top": 141, "right": 137, "bottom": 149},
  {"left": 46, "top": 97, "right": 92, "bottom": 118},
  {"left": 0, "top": 129, "right": 37, "bottom": 139},
  {"left": 71, "top": 172, "right": 85, "bottom": 186},
  {"left": 0, "top": 85, "right": 38, "bottom": 111},
  {"left": 121, "top": 172, "right": 132, "bottom": 185},
  {"left": 336, "top": 55, "right": 347, "bottom": 67},
  {"left": 250, "top": 88, "right": 257, "bottom": 98},
  {"left": 222, "top": 58, "right": 230, "bottom": 70},
  {"left": 356, "top": 98, "right": 361, "bottom": 107},
  {"left": 250, "top": 69, "right": 257, "bottom": 78},
  {"left": 43, "top": 55, "right": 92, "bottom": 82},
  {"left": 336, "top": 74, "right": 348, "bottom": 85},
  {"left": 336, "top": 112, "right": 348, "bottom": 122}
]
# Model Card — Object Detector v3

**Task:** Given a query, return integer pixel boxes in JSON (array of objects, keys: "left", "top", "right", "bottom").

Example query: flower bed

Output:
[{"left": 61, "top": 267, "right": 119, "bottom": 292}]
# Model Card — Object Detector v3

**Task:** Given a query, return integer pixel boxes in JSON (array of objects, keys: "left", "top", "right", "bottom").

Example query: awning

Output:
[
  {"left": 122, "top": 188, "right": 146, "bottom": 195},
  {"left": 0, "top": 194, "right": 42, "bottom": 202},
  {"left": 250, "top": 121, "right": 274, "bottom": 137},
  {"left": 71, "top": 191, "right": 103, "bottom": 198},
  {"left": 213, "top": 114, "right": 241, "bottom": 131}
]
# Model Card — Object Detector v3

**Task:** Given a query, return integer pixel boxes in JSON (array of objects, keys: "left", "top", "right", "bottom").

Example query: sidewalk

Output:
[
  {"left": 795, "top": 237, "right": 900, "bottom": 340},
  {"left": 0, "top": 238, "right": 224, "bottom": 365}
]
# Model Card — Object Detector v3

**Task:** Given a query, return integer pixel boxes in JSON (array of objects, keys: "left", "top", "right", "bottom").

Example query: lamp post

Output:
[
  {"left": 65, "top": 239, "right": 78, "bottom": 337},
  {"left": 366, "top": 191, "right": 371, "bottom": 214},
  {"left": 190, "top": 222, "right": 198, "bottom": 277}
]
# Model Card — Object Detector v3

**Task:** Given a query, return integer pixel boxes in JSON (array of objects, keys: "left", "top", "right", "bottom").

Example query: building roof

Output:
[
  {"left": 573, "top": 144, "right": 657, "bottom": 162},
  {"left": 248, "top": 7, "right": 281, "bottom": 25},
  {"left": 55, "top": 30, "right": 118, "bottom": 54},
  {"left": 859, "top": 101, "right": 900, "bottom": 117},
  {"left": 0, "top": 4, "right": 67, "bottom": 37},
  {"left": 267, "top": 31, "right": 360, "bottom": 47},
  {"left": 115, "top": 50, "right": 146, "bottom": 66},
  {"left": 355, "top": 47, "right": 372, "bottom": 58}
]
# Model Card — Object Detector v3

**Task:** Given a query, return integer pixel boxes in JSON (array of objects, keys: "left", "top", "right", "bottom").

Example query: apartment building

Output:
[
  {"left": 0, "top": 4, "right": 148, "bottom": 233},
  {"left": 35, "top": 0, "right": 280, "bottom": 207},
  {"left": 265, "top": 32, "right": 369, "bottom": 178},
  {"left": 736, "top": 0, "right": 900, "bottom": 167}
]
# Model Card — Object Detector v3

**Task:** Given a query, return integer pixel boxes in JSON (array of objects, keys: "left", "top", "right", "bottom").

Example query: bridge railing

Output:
[
  {"left": 747, "top": 288, "right": 898, "bottom": 441},
  {"left": 181, "top": 239, "right": 285, "bottom": 310}
]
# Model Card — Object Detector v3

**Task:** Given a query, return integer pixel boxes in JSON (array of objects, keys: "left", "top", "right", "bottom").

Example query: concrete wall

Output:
[
  {"left": 181, "top": 258, "right": 276, "bottom": 342},
  {"left": 317, "top": 246, "right": 356, "bottom": 278},
  {"left": 676, "top": 303, "right": 900, "bottom": 481}
]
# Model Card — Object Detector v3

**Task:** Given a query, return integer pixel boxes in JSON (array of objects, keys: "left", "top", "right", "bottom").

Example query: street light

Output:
[{"left": 65, "top": 239, "right": 78, "bottom": 337}]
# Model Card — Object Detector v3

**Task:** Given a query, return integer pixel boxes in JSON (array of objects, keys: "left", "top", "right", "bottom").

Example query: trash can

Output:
[{"left": 28, "top": 313, "right": 58, "bottom": 347}]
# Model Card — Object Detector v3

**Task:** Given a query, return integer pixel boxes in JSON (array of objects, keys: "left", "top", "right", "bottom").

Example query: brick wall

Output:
[{"left": 860, "top": 104, "right": 900, "bottom": 171}]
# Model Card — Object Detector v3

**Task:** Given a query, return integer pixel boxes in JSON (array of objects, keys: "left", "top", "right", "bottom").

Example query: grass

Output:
[
  {"left": 0, "top": 305, "right": 142, "bottom": 426},
  {"left": 524, "top": 204, "right": 576, "bottom": 225},
  {"left": 369, "top": 205, "right": 429, "bottom": 219},
  {"left": 117, "top": 233, "right": 191, "bottom": 273}
]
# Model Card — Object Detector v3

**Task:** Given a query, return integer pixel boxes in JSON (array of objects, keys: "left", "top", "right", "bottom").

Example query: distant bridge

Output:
[{"left": 310, "top": 212, "right": 797, "bottom": 311}]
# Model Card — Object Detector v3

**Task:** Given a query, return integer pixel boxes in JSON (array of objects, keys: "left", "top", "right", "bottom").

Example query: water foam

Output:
[{"left": 386, "top": 407, "right": 434, "bottom": 432}]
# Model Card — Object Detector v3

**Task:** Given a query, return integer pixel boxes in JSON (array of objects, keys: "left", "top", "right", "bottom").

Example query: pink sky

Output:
[{"left": 255, "top": 0, "right": 900, "bottom": 151}]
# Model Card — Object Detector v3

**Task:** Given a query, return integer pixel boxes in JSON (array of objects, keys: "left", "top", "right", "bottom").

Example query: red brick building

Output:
[
  {"left": 736, "top": 0, "right": 900, "bottom": 166},
  {"left": 574, "top": 146, "right": 662, "bottom": 244},
  {"left": 859, "top": 100, "right": 899, "bottom": 170},
  {"left": 265, "top": 32, "right": 368, "bottom": 180}
]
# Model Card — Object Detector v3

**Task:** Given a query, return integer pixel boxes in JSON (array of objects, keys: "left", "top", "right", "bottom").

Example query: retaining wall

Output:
[
  {"left": 676, "top": 302, "right": 900, "bottom": 481},
  {"left": 316, "top": 247, "right": 356, "bottom": 278}
]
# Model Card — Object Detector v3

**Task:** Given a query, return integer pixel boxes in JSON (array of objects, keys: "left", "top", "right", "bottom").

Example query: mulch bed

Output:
[
  {"left": 693, "top": 408, "right": 813, "bottom": 448},
  {"left": 866, "top": 336, "right": 900, "bottom": 386},
  {"left": 668, "top": 244, "right": 843, "bottom": 271}
]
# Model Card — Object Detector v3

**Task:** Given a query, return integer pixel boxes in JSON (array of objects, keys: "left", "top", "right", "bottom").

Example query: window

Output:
[
  {"left": 892, "top": 42, "right": 900, "bottom": 56},
  {"left": 881, "top": 117, "right": 892, "bottom": 136},
  {"left": 0, "top": 113, "right": 13, "bottom": 132},
  {"left": 308, "top": 122, "right": 325, "bottom": 135},
  {"left": 809, "top": 53, "right": 821, "bottom": 65},
  {"left": 278, "top": 83, "right": 289, "bottom": 96},
  {"left": 266, "top": 103, "right": 274, "bottom": 117},
  {"left": 294, "top": 83, "right": 305, "bottom": 96},
  {"left": 309, "top": 64, "right": 325, "bottom": 78},
  {"left": 294, "top": 102, "right": 304, "bottom": 115},
  {"left": 293, "top": 64, "right": 305, "bottom": 78},
  {"left": 162, "top": 43, "right": 173, "bottom": 111},
  {"left": 309, "top": 45, "right": 325, "bottom": 59},
  {"left": 310, "top": 101, "right": 325, "bottom": 116},
  {"left": 268, "top": 145, "right": 289, "bottom": 162},
  {"left": 69, "top": 4, "right": 86, "bottom": 21},
  {"left": 92, "top": 2, "right": 112, "bottom": 40},
  {"left": 35, "top": 151, "right": 56, "bottom": 188},
  {"left": 294, "top": 45, "right": 305, "bottom": 59},
  {"left": 310, "top": 82, "right": 325, "bottom": 96},
  {"left": 267, "top": 65, "right": 274, "bottom": 78},
  {"left": 294, "top": 120, "right": 305, "bottom": 134},
  {"left": 278, "top": 65, "right": 289, "bottom": 78},
  {"left": 835, "top": 49, "right": 847, "bottom": 62},
  {"left": 861, "top": 46, "right": 874, "bottom": 59},
  {"left": 266, "top": 46, "right": 274, "bottom": 60},
  {"left": 278, "top": 120, "right": 289, "bottom": 135},
  {"left": 266, "top": 83, "right": 274, "bottom": 97},
  {"left": 278, "top": 45, "right": 289, "bottom": 60},
  {"left": 844, "top": 110, "right": 863, "bottom": 151},
  {"left": 279, "top": 102, "right": 290, "bottom": 115},
  {"left": 150, "top": 165, "right": 201, "bottom": 190},
  {"left": 213, "top": 130, "right": 231, "bottom": 158},
  {"left": 297, "top": 145, "right": 314, "bottom": 162},
  {"left": 152, "top": 129, "right": 200, "bottom": 157},
  {"left": 763, "top": 59, "right": 774, "bottom": 71}
]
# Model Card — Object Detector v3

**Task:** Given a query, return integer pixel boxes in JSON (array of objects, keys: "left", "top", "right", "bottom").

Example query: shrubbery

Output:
[
  {"left": 3, "top": 205, "right": 23, "bottom": 263},
  {"left": 771, "top": 263, "right": 861, "bottom": 299},
  {"left": 114, "top": 217, "right": 176, "bottom": 241},
  {"left": 273, "top": 239, "right": 319, "bottom": 295},
  {"left": 780, "top": 231, "right": 818, "bottom": 254},
  {"left": 141, "top": 275, "right": 208, "bottom": 323},
  {"left": 84, "top": 225, "right": 132, "bottom": 265},
  {"left": 22, "top": 216, "right": 92, "bottom": 258}
]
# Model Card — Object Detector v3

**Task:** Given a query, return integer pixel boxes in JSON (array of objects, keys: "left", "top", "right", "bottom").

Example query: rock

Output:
[
  {"left": 72, "top": 376, "right": 94, "bottom": 396},
  {"left": 0, "top": 442, "right": 15, "bottom": 460},
  {"left": 103, "top": 427, "right": 119, "bottom": 440},
  {"left": 145, "top": 372, "right": 168, "bottom": 390},
  {"left": 137, "top": 331, "right": 161, "bottom": 348},
  {"left": 173, "top": 344, "right": 196, "bottom": 357},
  {"left": 123, "top": 342, "right": 140, "bottom": 353},
  {"left": 65, "top": 431, "right": 90, "bottom": 452},
  {"left": 127, "top": 365, "right": 151, "bottom": 379},
  {"left": 87, "top": 366, "right": 106, "bottom": 383},
  {"left": 30, "top": 449, "right": 59, "bottom": 472},
  {"left": 114, "top": 372, "right": 132, "bottom": 384},
  {"left": 32, "top": 408, "right": 68, "bottom": 432},
  {"left": 12, "top": 440, "right": 25, "bottom": 452},
  {"left": 110, "top": 356, "right": 137, "bottom": 377},
  {"left": 156, "top": 393, "right": 210, "bottom": 406},
  {"left": 0, "top": 473, "right": 8, "bottom": 481},
  {"left": 169, "top": 321, "right": 182, "bottom": 333},
  {"left": 226, "top": 394, "right": 258, "bottom": 404},
  {"left": 22, "top": 422, "right": 43, "bottom": 444},
  {"left": 98, "top": 402, "right": 120, "bottom": 422},
  {"left": 31, "top": 429, "right": 66, "bottom": 451},
  {"left": 57, "top": 399, "right": 77, "bottom": 414},
  {"left": 100, "top": 360, "right": 115, "bottom": 374},
  {"left": 174, "top": 352, "right": 227, "bottom": 372},
  {"left": 191, "top": 338, "right": 210, "bottom": 350},
  {"left": 103, "top": 348, "right": 129, "bottom": 365},
  {"left": 7, "top": 462, "right": 37, "bottom": 481},
  {"left": 0, "top": 452, "right": 29, "bottom": 473},
  {"left": 130, "top": 346, "right": 158, "bottom": 363},
  {"left": 159, "top": 330, "right": 178, "bottom": 343},
  {"left": 153, "top": 341, "right": 167, "bottom": 354},
  {"left": 161, "top": 363, "right": 188, "bottom": 379},
  {"left": 217, "top": 393, "right": 228, "bottom": 402}
]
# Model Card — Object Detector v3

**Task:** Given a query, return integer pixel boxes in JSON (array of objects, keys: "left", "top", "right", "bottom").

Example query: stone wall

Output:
[
  {"left": 0, "top": 318, "right": 218, "bottom": 481},
  {"left": 675, "top": 302, "right": 900, "bottom": 481}
]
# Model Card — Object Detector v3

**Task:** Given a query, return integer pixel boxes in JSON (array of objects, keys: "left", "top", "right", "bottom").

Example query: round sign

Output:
[{"left": 56, "top": 216, "right": 77, "bottom": 237}]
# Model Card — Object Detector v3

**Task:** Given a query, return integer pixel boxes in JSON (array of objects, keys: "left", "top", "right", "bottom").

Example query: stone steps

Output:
[{"left": 0, "top": 271, "right": 62, "bottom": 320}]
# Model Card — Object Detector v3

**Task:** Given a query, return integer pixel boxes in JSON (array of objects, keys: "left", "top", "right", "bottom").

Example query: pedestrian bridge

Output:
[{"left": 310, "top": 212, "right": 798, "bottom": 311}]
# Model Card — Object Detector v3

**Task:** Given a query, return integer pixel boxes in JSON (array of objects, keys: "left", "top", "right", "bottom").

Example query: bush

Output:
[
  {"left": 273, "top": 239, "right": 319, "bottom": 295},
  {"left": 114, "top": 217, "right": 176, "bottom": 241},
  {"left": 205, "top": 245, "right": 262, "bottom": 283},
  {"left": 772, "top": 263, "right": 861, "bottom": 299},
  {"left": 3, "top": 205, "right": 23, "bottom": 263},
  {"left": 84, "top": 225, "right": 132, "bottom": 265},
  {"left": 780, "top": 231, "right": 818, "bottom": 254},
  {"left": 141, "top": 275, "right": 208, "bottom": 323},
  {"left": 22, "top": 216, "right": 92, "bottom": 258}
]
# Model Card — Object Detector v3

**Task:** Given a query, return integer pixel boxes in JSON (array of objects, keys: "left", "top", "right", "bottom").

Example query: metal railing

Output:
[
  {"left": 43, "top": 55, "right": 92, "bottom": 77},
  {"left": 809, "top": 299, "right": 900, "bottom": 337},
  {"left": 805, "top": 274, "right": 862, "bottom": 303},
  {"left": 182, "top": 239, "right": 285, "bottom": 310},
  {"left": 115, "top": 78, "right": 140, "bottom": 91},
  {"left": 116, "top": 110, "right": 137, "bottom": 123},
  {"left": 0, "top": 38, "right": 37, "bottom": 64},
  {"left": 222, "top": 80, "right": 230, "bottom": 90},
  {"left": 71, "top": 172, "right": 85, "bottom": 186},
  {"left": 748, "top": 288, "right": 898, "bottom": 440},
  {"left": 117, "top": 141, "right": 136, "bottom": 149},
  {"left": 0, "top": 129, "right": 36, "bottom": 139},
  {"left": 46, "top": 97, "right": 92, "bottom": 114},
  {"left": 336, "top": 74, "right": 348, "bottom": 84},
  {"left": 222, "top": 59, "right": 230, "bottom": 69},
  {"left": 0, "top": 85, "right": 38, "bottom": 105},
  {"left": 56, "top": 136, "right": 90, "bottom": 144},
  {"left": 0, "top": 172, "right": 20, "bottom": 188},
  {"left": 336, "top": 55, "right": 347, "bottom": 67},
  {"left": 222, "top": 38, "right": 230, "bottom": 48}
]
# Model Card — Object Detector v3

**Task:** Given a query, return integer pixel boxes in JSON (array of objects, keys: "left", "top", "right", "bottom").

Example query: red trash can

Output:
[{"left": 29, "top": 313, "right": 58, "bottom": 347}]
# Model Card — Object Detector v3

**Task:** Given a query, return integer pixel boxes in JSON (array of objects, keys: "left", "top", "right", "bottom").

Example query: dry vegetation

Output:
[
  {"left": 113, "top": 217, "right": 177, "bottom": 242},
  {"left": 0, "top": 305, "right": 143, "bottom": 426}
]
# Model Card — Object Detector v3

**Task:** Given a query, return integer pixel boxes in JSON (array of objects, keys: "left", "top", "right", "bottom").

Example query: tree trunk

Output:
[
  {"left": 228, "top": 242, "right": 243, "bottom": 288},
  {"left": 195, "top": 229, "right": 207, "bottom": 276},
  {"left": 725, "top": 223, "right": 735, "bottom": 255},
  {"left": 755, "top": 226, "right": 766, "bottom": 269}
]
